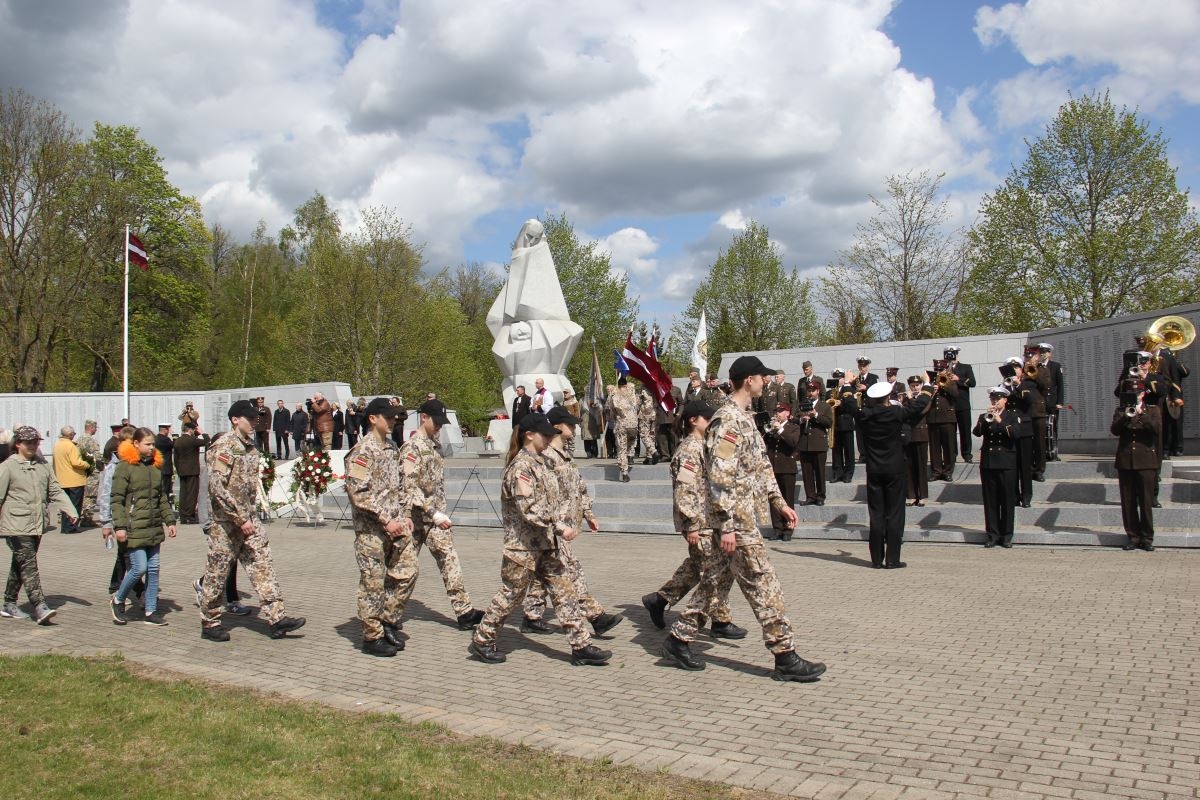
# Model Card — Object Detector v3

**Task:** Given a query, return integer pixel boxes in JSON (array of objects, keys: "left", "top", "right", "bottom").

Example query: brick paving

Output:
[{"left": 2, "top": 523, "right": 1198, "bottom": 799}]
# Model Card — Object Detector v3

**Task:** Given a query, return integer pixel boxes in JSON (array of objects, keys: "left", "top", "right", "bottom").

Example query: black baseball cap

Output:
[
  {"left": 365, "top": 397, "right": 403, "bottom": 419},
  {"left": 518, "top": 413, "right": 557, "bottom": 437},
  {"left": 679, "top": 401, "right": 715, "bottom": 423},
  {"left": 728, "top": 355, "right": 776, "bottom": 381},
  {"left": 546, "top": 406, "right": 581, "bottom": 426},
  {"left": 417, "top": 399, "right": 450, "bottom": 426},
  {"left": 228, "top": 400, "right": 258, "bottom": 420}
]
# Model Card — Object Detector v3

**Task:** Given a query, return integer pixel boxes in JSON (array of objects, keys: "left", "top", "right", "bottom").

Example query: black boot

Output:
[
  {"left": 520, "top": 616, "right": 554, "bottom": 634},
  {"left": 363, "top": 637, "right": 398, "bottom": 657},
  {"left": 772, "top": 651, "right": 826, "bottom": 683},
  {"left": 201, "top": 624, "right": 230, "bottom": 642},
  {"left": 589, "top": 611, "right": 623, "bottom": 636},
  {"left": 456, "top": 608, "right": 485, "bottom": 630},
  {"left": 382, "top": 623, "right": 406, "bottom": 648},
  {"left": 710, "top": 621, "right": 748, "bottom": 640},
  {"left": 662, "top": 634, "right": 704, "bottom": 671},
  {"left": 641, "top": 592, "right": 667, "bottom": 629},
  {"left": 570, "top": 644, "right": 612, "bottom": 666},
  {"left": 269, "top": 616, "right": 306, "bottom": 639},
  {"left": 468, "top": 640, "right": 506, "bottom": 663}
]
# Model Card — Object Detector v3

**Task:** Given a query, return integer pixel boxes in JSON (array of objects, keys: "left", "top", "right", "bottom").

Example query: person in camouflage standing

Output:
[
  {"left": 76, "top": 419, "right": 103, "bottom": 525},
  {"left": 199, "top": 400, "right": 306, "bottom": 642},
  {"left": 399, "top": 398, "right": 484, "bottom": 632},
  {"left": 520, "top": 406, "right": 623, "bottom": 637},
  {"left": 604, "top": 376, "right": 639, "bottom": 482},
  {"left": 642, "top": 401, "right": 746, "bottom": 642},
  {"left": 344, "top": 397, "right": 413, "bottom": 657},
  {"left": 660, "top": 356, "right": 826, "bottom": 682},
  {"left": 469, "top": 414, "right": 612, "bottom": 666},
  {"left": 636, "top": 385, "right": 660, "bottom": 465}
]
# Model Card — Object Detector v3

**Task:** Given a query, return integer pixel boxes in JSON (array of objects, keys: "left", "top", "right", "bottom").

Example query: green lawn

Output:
[{"left": 0, "top": 655, "right": 777, "bottom": 800}]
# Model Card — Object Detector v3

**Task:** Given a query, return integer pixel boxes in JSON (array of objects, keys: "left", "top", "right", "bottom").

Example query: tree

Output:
[
  {"left": 541, "top": 213, "right": 639, "bottom": 391},
  {"left": 964, "top": 91, "right": 1200, "bottom": 332},
  {"left": 671, "top": 220, "right": 817, "bottom": 371},
  {"left": 820, "top": 171, "right": 966, "bottom": 342}
]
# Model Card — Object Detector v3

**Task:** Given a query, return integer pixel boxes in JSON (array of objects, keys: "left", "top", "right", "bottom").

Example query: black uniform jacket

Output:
[
  {"left": 950, "top": 362, "right": 977, "bottom": 410},
  {"left": 855, "top": 392, "right": 933, "bottom": 474},
  {"left": 973, "top": 409, "right": 1018, "bottom": 470},
  {"left": 831, "top": 387, "right": 858, "bottom": 432}
]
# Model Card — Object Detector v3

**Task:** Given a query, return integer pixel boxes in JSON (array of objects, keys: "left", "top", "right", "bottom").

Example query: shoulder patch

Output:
[
  {"left": 347, "top": 458, "right": 369, "bottom": 481},
  {"left": 516, "top": 469, "right": 534, "bottom": 497},
  {"left": 402, "top": 450, "right": 419, "bottom": 474},
  {"left": 678, "top": 458, "right": 699, "bottom": 484}
]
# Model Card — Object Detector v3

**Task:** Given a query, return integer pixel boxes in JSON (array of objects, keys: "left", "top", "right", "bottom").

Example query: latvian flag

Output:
[{"left": 127, "top": 233, "right": 149, "bottom": 270}]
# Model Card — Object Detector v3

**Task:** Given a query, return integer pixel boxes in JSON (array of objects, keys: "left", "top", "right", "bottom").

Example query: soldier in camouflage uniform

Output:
[
  {"left": 399, "top": 398, "right": 484, "bottom": 631},
  {"left": 199, "top": 400, "right": 305, "bottom": 642},
  {"left": 76, "top": 420, "right": 103, "bottom": 525},
  {"left": 661, "top": 356, "right": 826, "bottom": 682},
  {"left": 344, "top": 397, "right": 413, "bottom": 657},
  {"left": 520, "top": 406, "right": 623, "bottom": 637},
  {"left": 636, "top": 386, "right": 659, "bottom": 465},
  {"left": 469, "top": 414, "right": 612, "bottom": 666},
  {"left": 604, "top": 376, "right": 639, "bottom": 482},
  {"left": 642, "top": 401, "right": 745, "bottom": 639}
]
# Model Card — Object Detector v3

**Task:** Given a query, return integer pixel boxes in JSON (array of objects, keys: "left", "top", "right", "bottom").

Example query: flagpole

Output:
[{"left": 123, "top": 224, "right": 130, "bottom": 420}]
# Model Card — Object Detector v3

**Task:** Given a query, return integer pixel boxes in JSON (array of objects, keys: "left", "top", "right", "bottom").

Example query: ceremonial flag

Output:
[
  {"left": 623, "top": 332, "right": 677, "bottom": 413},
  {"left": 691, "top": 310, "right": 708, "bottom": 378},
  {"left": 613, "top": 349, "right": 630, "bottom": 377},
  {"left": 586, "top": 339, "right": 606, "bottom": 428},
  {"left": 127, "top": 232, "right": 149, "bottom": 270}
]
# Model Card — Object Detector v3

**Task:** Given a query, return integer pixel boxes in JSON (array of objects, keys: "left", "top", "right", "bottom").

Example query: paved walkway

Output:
[{"left": 2, "top": 524, "right": 1198, "bottom": 799}]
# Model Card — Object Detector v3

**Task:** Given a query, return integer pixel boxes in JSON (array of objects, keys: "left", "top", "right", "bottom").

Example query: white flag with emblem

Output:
[{"left": 691, "top": 310, "right": 708, "bottom": 379}]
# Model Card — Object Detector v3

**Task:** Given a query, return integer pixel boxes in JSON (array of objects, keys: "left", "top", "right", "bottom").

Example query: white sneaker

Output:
[
  {"left": 193, "top": 577, "right": 204, "bottom": 608},
  {"left": 2, "top": 601, "right": 30, "bottom": 620}
]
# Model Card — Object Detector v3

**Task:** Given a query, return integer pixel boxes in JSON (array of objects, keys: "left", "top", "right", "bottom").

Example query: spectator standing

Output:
[
  {"left": 345, "top": 401, "right": 361, "bottom": 450},
  {"left": 511, "top": 386, "right": 532, "bottom": 426},
  {"left": 76, "top": 420, "right": 103, "bottom": 525},
  {"left": 271, "top": 400, "right": 292, "bottom": 459},
  {"left": 332, "top": 403, "right": 345, "bottom": 449},
  {"left": 309, "top": 393, "right": 333, "bottom": 450},
  {"left": 252, "top": 397, "right": 271, "bottom": 452},
  {"left": 173, "top": 422, "right": 210, "bottom": 524},
  {"left": 52, "top": 426, "right": 89, "bottom": 533},
  {"left": 154, "top": 423, "right": 175, "bottom": 504},
  {"left": 290, "top": 403, "right": 309, "bottom": 455},
  {"left": 387, "top": 396, "right": 409, "bottom": 446}
]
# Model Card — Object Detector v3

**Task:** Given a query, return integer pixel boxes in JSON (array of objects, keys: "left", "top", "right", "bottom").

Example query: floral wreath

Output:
[
  {"left": 289, "top": 448, "right": 334, "bottom": 498},
  {"left": 259, "top": 452, "right": 276, "bottom": 494}
]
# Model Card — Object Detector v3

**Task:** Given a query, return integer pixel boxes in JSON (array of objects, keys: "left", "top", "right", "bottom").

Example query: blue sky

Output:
[{"left": 3, "top": 0, "right": 1198, "bottom": 336}]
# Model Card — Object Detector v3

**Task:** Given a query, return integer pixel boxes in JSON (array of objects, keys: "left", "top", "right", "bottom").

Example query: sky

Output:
[{"left": 3, "top": 0, "right": 1199, "bottom": 336}]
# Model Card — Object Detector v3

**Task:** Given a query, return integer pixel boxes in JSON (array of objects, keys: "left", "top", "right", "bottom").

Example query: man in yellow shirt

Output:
[{"left": 53, "top": 427, "right": 90, "bottom": 533}]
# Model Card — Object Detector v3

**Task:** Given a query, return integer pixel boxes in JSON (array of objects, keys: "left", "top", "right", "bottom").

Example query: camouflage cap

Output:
[{"left": 13, "top": 426, "right": 41, "bottom": 442}]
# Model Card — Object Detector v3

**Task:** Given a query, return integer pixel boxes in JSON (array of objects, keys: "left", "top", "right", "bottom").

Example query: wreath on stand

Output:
[
  {"left": 289, "top": 449, "right": 334, "bottom": 523},
  {"left": 257, "top": 452, "right": 277, "bottom": 521}
]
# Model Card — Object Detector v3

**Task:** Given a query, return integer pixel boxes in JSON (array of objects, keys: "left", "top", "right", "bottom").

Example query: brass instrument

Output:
[
  {"left": 1147, "top": 315, "right": 1195, "bottom": 352},
  {"left": 1022, "top": 344, "right": 1041, "bottom": 378},
  {"left": 932, "top": 358, "right": 953, "bottom": 388},
  {"left": 984, "top": 412, "right": 999, "bottom": 423}
]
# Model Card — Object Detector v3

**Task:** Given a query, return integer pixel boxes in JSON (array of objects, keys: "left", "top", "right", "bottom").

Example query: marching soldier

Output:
[
  {"left": 660, "top": 355, "right": 826, "bottom": 681},
  {"left": 399, "top": 399, "right": 485, "bottom": 632},
  {"left": 829, "top": 370, "right": 858, "bottom": 483},
  {"left": 974, "top": 386, "right": 1019, "bottom": 548},
  {"left": 604, "top": 376, "right": 639, "bottom": 481},
  {"left": 795, "top": 380, "right": 833, "bottom": 507},
  {"left": 636, "top": 385, "right": 660, "bottom": 465},
  {"left": 1112, "top": 378, "right": 1161, "bottom": 551},
  {"left": 199, "top": 400, "right": 305, "bottom": 642},
  {"left": 469, "top": 414, "right": 612, "bottom": 666}
]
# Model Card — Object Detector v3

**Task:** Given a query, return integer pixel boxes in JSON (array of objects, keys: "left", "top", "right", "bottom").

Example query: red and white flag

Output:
[
  {"left": 622, "top": 332, "right": 677, "bottom": 413},
  {"left": 127, "top": 233, "right": 149, "bottom": 270}
]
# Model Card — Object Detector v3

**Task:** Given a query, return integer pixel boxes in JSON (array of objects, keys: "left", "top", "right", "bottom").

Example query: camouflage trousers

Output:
[
  {"left": 355, "top": 529, "right": 419, "bottom": 641},
  {"left": 4, "top": 536, "right": 44, "bottom": 606},
  {"left": 637, "top": 418, "right": 658, "bottom": 459},
  {"left": 200, "top": 521, "right": 285, "bottom": 627},
  {"left": 614, "top": 425, "right": 638, "bottom": 477},
  {"left": 654, "top": 531, "right": 734, "bottom": 624},
  {"left": 474, "top": 548, "right": 591, "bottom": 650},
  {"left": 670, "top": 529, "right": 796, "bottom": 654},
  {"left": 523, "top": 538, "right": 604, "bottom": 621},
  {"left": 81, "top": 472, "right": 102, "bottom": 524},
  {"left": 413, "top": 520, "right": 471, "bottom": 617}
]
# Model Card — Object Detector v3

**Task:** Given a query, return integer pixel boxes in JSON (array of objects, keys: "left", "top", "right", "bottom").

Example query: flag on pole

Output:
[
  {"left": 127, "top": 233, "right": 149, "bottom": 270},
  {"left": 623, "top": 332, "right": 677, "bottom": 413},
  {"left": 613, "top": 349, "right": 630, "bottom": 378},
  {"left": 691, "top": 310, "right": 708, "bottom": 378},
  {"left": 586, "top": 339, "right": 606, "bottom": 428}
]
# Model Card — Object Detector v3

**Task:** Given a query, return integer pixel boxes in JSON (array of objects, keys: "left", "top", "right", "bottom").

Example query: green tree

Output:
[
  {"left": 821, "top": 171, "right": 966, "bottom": 342},
  {"left": 541, "top": 213, "right": 639, "bottom": 392},
  {"left": 671, "top": 220, "right": 817, "bottom": 371},
  {"left": 964, "top": 91, "right": 1200, "bottom": 332}
]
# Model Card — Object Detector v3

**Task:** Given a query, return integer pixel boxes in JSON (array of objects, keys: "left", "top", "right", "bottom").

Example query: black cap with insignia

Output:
[
  {"left": 364, "top": 397, "right": 402, "bottom": 418},
  {"left": 518, "top": 413, "right": 557, "bottom": 437},
  {"left": 227, "top": 400, "right": 258, "bottom": 421}
]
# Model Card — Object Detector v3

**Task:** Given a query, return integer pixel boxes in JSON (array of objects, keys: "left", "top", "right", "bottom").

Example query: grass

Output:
[{"left": 0, "top": 654, "right": 780, "bottom": 800}]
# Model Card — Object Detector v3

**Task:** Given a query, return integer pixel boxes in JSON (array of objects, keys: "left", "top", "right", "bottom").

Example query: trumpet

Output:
[
  {"left": 984, "top": 410, "right": 1000, "bottom": 423},
  {"left": 1123, "top": 403, "right": 1144, "bottom": 418}
]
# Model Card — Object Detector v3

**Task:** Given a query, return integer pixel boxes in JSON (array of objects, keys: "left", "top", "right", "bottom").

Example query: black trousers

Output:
[
  {"left": 798, "top": 450, "right": 827, "bottom": 501},
  {"left": 178, "top": 474, "right": 200, "bottom": 519},
  {"left": 905, "top": 442, "right": 928, "bottom": 500},
  {"left": 656, "top": 424, "right": 676, "bottom": 459},
  {"left": 1164, "top": 408, "right": 1183, "bottom": 455},
  {"left": 61, "top": 486, "right": 84, "bottom": 532},
  {"left": 866, "top": 471, "right": 906, "bottom": 566},
  {"left": 347, "top": 431, "right": 358, "bottom": 449},
  {"left": 160, "top": 473, "right": 173, "bottom": 502},
  {"left": 831, "top": 431, "right": 855, "bottom": 481},
  {"left": 255, "top": 431, "right": 270, "bottom": 452},
  {"left": 1117, "top": 468, "right": 1156, "bottom": 543},
  {"left": 929, "top": 423, "right": 957, "bottom": 479},
  {"left": 981, "top": 468, "right": 1016, "bottom": 545},
  {"left": 955, "top": 407, "right": 974, "bottom": 459},
  {"left": 293, "top": 434, "right": 306, "bottom": 454},
  {"left": 584, "top": 438, "right": 599, "bottom": 458},
  {"left": 1031, "top": 418, "right": 1048, "bottom": 476},
  {"left": 770, "top": 472, "right": 797, "bottom": 537},
  {"left": 1015, "top": 437, "right": 1033, "bottom": 503},
  {"left": 274, "top": 431, "right": 291, "bottom": 459}
]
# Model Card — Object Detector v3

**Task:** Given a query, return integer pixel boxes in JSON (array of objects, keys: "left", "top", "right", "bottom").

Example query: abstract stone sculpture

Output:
[{"left": 486, "top": 219, "right": 583, "bottom": 411}]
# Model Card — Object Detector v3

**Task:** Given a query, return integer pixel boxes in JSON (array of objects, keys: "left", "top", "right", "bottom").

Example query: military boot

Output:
[
  {"left": 772, "top": 651, "right": 827, "bottom": 683},
  {"left": 456, "top": 609, "right": 485, "bottom": 630},
  {"left": 662, "top": 634, "right": 704, "bottom": 671},
  {"left": 589, "top": 612, "right": 623, "bottom": 636},
  {"left": 710, "top": 620, "right": 748, "bottom": 640},
  {"left": 570, "top": 644, "right": 612, "bottom": 666},
  {"left": 201, "top": 624, "right": 231, "bottom": 642},
  {"left": 520, "top": 616, "right": 554, "bottom": 634},
  {"left": 363, "top": 638, "right": 398, "bottom": 657},
  {"left": 641, "top": 592, "right": 667, "bottom": 629},
  {"left": 382, "top": 623, "right": 406, "bottom": 649},
  {"left": 269, "top": 617, "right": 307, "bottom": 639},
  {"left": 468, "top": 640, "right": 506, "bottom": 663}
]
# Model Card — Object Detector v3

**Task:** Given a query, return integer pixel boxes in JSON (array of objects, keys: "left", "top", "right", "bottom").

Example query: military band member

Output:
[
  {"left": 469, "top": 414, "right": 612, "bottom": 666},
  {"left": 795, "top": 380, "right": 833, "bottom": 507},
  {"left": 643, "top": 401, "right": 745, "bottom": 641},
  {"left": 604, "top": 377, "right": 639, "bottom": 482},
  {"left": 636, "top": 385, "right": 660, "bottom": 465},
  {"left": 1112, "top": 379, "right": 1161, "bottom": 551},
  {"left": 199, "top": 400, "right": 305, "bottom": 642},
  {"left": 944, "top": 346, "right": 978, "bottom": 464},
  {"left": 829, "top": 370, "right": 859, "bottom": 483},
  {"left": 1026, "top": 348, "right": 1052, "bottom": 481},
  {"left": 1003, "top": 359, "right": 1035, "bottom": 508},
  {"left": 1146, "top": 338, "right": 1188, "bottom": 457},
  {"left": 661, "top": 355, "right": 826, "bottom": 681},
  {"left": 902, "top": 376, "right": 931, "bottom": 507},
  {"left": 974, "top": 386, "right": 1018, "bottom": 548},
  {"left": 853, "top": 357, "right": 878, "bottom": 461},
  {"left": 399, "top": 399, "right": 485, "bottom": 632},
  {"left": 928, "top": 363, "right": 959, "bottom": 481},
  {"left": 1039, "top": 343, "right": 1066, "bottom": 460}
]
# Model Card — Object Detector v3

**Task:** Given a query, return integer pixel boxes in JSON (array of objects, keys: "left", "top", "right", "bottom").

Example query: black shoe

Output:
[
  {"left": 1000, "top": 542, "right": 1013, "bottom": 549},
  {"left": 620, "top": 474, "right": 630, "bottom": 483},
  {"left": 984, "top": 541, "right": 996, "bottom": 548},
  {"left": 1140, "top": 543, "right": 1155, "bottom": 552},
  {"left": 963, "top": 455, "right": 973, "bottom": 463},
  {"left": 1152, "top": 501, "right": 1162, "bottom": 509},
  {"left": 570, "top": 644, "right": 612, "bottom": 666},
  {"left": 1122, "top": 542, "right": 1139, "bottom": 551},
  {"left": 642, "top": 457, "right": 652, "bottom": 466},
  {"left": 872, "top": 563, "right": 884, "bottom": 569},
  {"left": 843, "top": 476, "right": 854, "bottom": 483},
  {"left": 520, "top": 616, "right": 554, "bottom": 634},
  {"left": 884, "top": 561, "right": 907, "bottom": 569},
  {"left": 269, "top": 617, "right": 306, "bottom": 639},
  {"left": 456, "top": 609, "right": 485, "bottom": 630},
  {"left": 772, "top": 651, "right": 826, "bottom": 682},
  {"left": 1020, "top": 501, "right": 1031, "bottom": 508},
  {"left": 1033, "top": 474, "right": 1045, "bottom": 482},
  {"left": 662, "top": 634, "right": 704, "bottom": 671},
  {"left": 590, "top": 612, "right": 623, "bottom": 637},
  {"left": 142, "top": 612, "right": 168, "bottom": 627},
  {"left": 814, "top": 499, "right": 824, "bottom": 506},
  {"left": 468, "top": 640, "right": 506, "bottom": 663},
  {"left": 710, "top": 621, "right": 748, "bottom": 640},
  {"left": 110, "top": 595, "right": 127, "bottom": 626},
  {"left": 651, "top": 454, "right": 661, "bottom": 465},
  {"left": 642, "top": 592, "right": 667, "bottom": 629},
  {"left": 382, "top": 623, "right": 406, "bottom": 648},
  {"left": 201, "top": 625, "right": 230, "bottom": 642},
  {"left": 363, "top": 637, "right": 398, "bottom": 657},
  {"left": 779, "top": 532, "right": 793, "bottom": 542}
]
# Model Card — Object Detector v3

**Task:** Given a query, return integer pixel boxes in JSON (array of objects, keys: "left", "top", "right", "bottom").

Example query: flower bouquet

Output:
[{"left": 289, "top": 448, "right": 335, "bottom": 523}]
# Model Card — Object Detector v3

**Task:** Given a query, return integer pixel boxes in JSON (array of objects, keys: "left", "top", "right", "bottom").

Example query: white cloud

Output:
[
  {"left": 990, "top": 67, "right": 1074, "bottom": 130},
  {"left": 597, "top": 227, "right": 659, "bottom": 278}
]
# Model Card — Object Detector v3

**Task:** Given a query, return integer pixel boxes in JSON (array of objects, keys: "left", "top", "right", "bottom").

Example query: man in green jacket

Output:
[{"left": 1, "top": 427, "right": 78, "bottom": 624}]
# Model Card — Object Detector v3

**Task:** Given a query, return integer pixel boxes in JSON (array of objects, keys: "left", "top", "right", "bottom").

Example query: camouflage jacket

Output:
[
  {"left": 544, "top": 441, "right": 595, "bottom": 530},
  {"left": 637, "top": 389, "right": 657, "bottom": 423},
  {"left": 705, "top": 399, "right": 782, "bottom": 533},
  {"left": 344, "top": 433, "right": 407, "bottom": 535},
  {"left": 76, "top": 433, "right": 102, "bottom": 459},
  {"left": 398, "top": 433, "right": 447, "bottom": 527},
  {"left": 206, "top": 430, "right": 260, "bottom": 527},
  {"left": 501, "top": 446, "right": 567, "bottom": 557},
  {"left": 605, "top": 386, "right": 639, "bottom": 429},
  {"left": 671, "top": 434, "right": 709, "bottom": 534}
]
